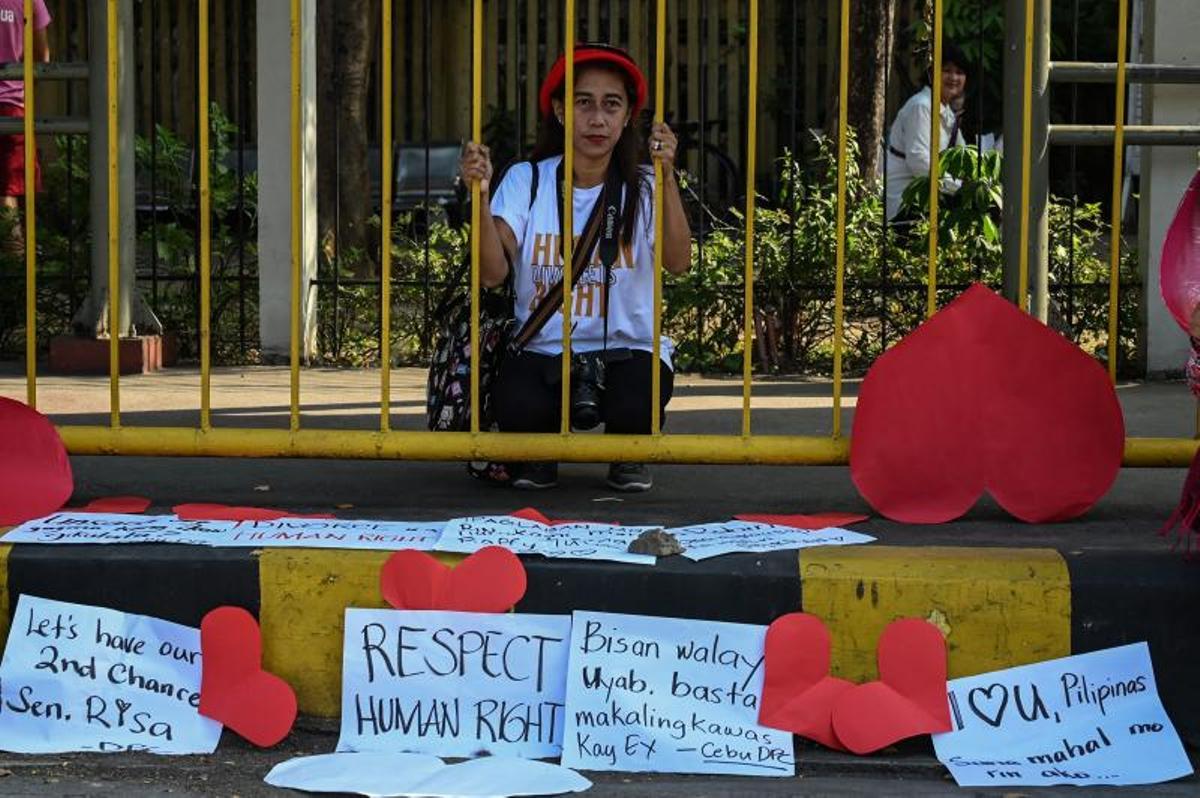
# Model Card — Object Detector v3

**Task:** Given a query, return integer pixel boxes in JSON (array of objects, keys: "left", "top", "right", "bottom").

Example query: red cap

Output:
[{"left": 538, "top": 44, "right": 649, "bottom": 119}]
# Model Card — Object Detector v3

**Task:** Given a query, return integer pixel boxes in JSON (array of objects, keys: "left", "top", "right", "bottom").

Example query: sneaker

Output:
[
  {"left": 606, "top": 462, "right": 653, "bottom": 492},
  {"left": 512, "top": 462, "right": 559, "bottom": 490}
]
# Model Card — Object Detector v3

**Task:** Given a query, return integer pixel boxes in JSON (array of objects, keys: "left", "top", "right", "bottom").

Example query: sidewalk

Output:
[{"left": 1, "top": 367, "right": 1198, "bottom": 752}]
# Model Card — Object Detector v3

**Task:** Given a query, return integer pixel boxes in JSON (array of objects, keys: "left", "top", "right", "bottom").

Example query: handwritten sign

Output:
[
  {"left": 2, "top": 514, "right": 443, "bottom": 551},
  {"left": 0, "top": 595, "right": 222, "bottom": 754},
  {"left": 932, "top": 643, "right": 1193, "bottom": 787},
  {"left": 227, "top": 518, "right": 443, "bottom": 550},
  {"left": 1, "top": 513, "right": 238, "bottom": 545},
  {"left": 337, "top": 609, "right": 572, "bottom": 758},
  {"left": 561, "top": 611, "right": 794, "bottom": 777},
  {"left": 438, "top": 516, "right": 656, "bottom": 564},
  {"left": 665, "top": 521, "right": 875, "bottom": 560}
]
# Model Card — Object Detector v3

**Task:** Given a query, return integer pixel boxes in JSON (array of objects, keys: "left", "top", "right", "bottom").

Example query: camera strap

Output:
[{"left": 508, "top": 159, "right": 624, "bottom": 354}]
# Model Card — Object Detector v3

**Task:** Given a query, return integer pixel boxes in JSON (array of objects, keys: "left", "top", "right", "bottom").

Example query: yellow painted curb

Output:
[
  {"left": 801, "top": 545, "right": 1070, "bottom": 682},
  {"left": 258, "top": 548, "right": 463, "bottom": 717}
]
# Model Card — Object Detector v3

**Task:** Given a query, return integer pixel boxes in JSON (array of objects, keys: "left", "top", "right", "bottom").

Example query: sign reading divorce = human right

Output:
[{"left": 561, "top": 611, "right": 794, "bottom": 777}]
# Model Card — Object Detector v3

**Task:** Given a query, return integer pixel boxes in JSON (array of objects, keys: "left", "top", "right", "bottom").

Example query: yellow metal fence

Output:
[{"left": 19, "top": 0, "right": 1198, "bottom": 467}]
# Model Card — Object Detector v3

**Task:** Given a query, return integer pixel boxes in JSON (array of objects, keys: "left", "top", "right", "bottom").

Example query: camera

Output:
[{"left": 570, "top": 351, "right": 606, "bottom": 430}]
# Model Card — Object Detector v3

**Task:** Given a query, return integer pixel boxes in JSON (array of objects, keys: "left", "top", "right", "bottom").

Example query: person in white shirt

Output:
[
  {"left": 458, "top": 43, "right": 692, "bottom": 492},
  {"left": 885, "top": 41, "right": 970, "bottom": 222}
]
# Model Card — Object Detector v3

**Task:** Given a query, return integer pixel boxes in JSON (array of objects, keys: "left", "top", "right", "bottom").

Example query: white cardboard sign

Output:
[
  {"left": 1, "top": 513, "right": 238, "bottom": 545},
  {"left": 0, "top": 595, "right": 222, "bottom": 754},
  {"left": 665, "top": 521, "right": 875, "bottom": 560},
  {"left": 561, "top": 611, "right": 794, "bottom": 777},
  {"left": 438, "top": 515, "right": 656, "bottom": 564},
  {"left": 2, "top": 513, "right": 443, "bottom": 551},
  {"left": 932, "top": 643, "right": 1193, "bottom": 787},
  {"left": 337, "top": 609, "right": 572, "bottom": 759}
]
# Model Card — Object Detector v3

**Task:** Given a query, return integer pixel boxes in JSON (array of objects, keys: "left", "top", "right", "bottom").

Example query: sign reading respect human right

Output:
[
  {"left": 561, "top": 611, "right": 794, "bottom": 777},
  {"left": 337, "top": 609, "right": 572, "bottom": 758},
  {"left": 933, "top": 643, "right": 1192, "bottom": 787}
]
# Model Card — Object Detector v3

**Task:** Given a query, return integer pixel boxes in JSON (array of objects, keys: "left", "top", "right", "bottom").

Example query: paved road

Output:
[{"left": 0, "top": 729, "right": 1194, "bottom": 797}]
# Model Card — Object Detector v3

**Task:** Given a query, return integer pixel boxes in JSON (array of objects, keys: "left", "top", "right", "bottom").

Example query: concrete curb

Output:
[{"left": 0, "top": 541, "right": 1196, "bottom": 746}]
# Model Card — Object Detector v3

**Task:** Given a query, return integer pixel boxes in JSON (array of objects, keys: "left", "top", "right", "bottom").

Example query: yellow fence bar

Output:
[
  {"left": 54, "top": 427, "right": 1194, "bottom": 469},
  {"left": 1017, "top": 0, "right": 1035, "bottom": 312},
  {"left": 651, "top": 0, "right": 666, "bottom": 435},
  {"left": 289, "top": 0, "right": 301, "bottom": 432},
  {"left": 469, "top": 0, "right": 482, "bottom": 433},
  {"left": 741, "top": 0, "right": 758, "bottom": 438},
  {"left": 1107, "top": 0, "right": 1129, "bottom": 383},
  {"left": 380, "top": 0, "right": 394, "bottom": 432},
  {"left": 560, "top": 23, "right": 575, "bottom": 434},
  {"left": 926, "top": 0, "right": 943, "bottom": 318},
  {"left": 831, "top": 0, "right": 849, "bottom": 438},
  {"left": 106, "top": 0, "right": 120, "bottom": 428},
  {"left": 198, "top": 0, "right": 212, "bottom": 430},
  {"left": 22, "top": 0, "right": 34, "bottom": 408}
]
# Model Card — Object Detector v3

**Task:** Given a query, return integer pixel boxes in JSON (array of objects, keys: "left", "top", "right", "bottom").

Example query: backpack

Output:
[{"left": 426, "top": 161, "right": 540, "bottom": 435}]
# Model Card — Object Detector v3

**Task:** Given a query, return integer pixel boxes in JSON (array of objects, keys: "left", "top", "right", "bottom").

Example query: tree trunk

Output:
[
  {"left": 316, "top": 0, "right": 377, "bottom": 278},
  {"left": 826, "top": 0, "right": 896, "bottom": 187}
]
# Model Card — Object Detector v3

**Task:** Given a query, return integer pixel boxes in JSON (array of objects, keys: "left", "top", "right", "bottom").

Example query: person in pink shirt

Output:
[{"left": 0, "top": 0, "right": 50, "bottom": 218}]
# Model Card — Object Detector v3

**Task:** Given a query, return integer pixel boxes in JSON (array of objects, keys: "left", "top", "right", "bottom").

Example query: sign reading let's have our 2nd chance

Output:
[{"left": 0, "top": 595, "right": 221, "bottom": 755}]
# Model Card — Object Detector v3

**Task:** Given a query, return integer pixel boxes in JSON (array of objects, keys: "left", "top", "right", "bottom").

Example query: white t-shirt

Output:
[
  {"left": 884, "top": 86, "right": 966, "bottom": 220},
  {"left": 490, "top": 155, "right": 674, "bottom": 368}
]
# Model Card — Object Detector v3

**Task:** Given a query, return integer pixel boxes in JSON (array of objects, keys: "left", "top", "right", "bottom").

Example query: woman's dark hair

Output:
[
  {"left": 529, "top": 61, "right": 649, "bottom": 248},
  {"left": 926, "top": 40, "right": 971, "bottom": 85}
]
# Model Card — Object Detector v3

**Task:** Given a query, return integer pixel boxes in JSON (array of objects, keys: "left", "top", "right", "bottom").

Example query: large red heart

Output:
[
  {"left": 850, "top": 284, "right": 1124, "bottom": 523},
  {"left": 380, "top": 546, "right": 526, "bottom": 613},
  {"left": 199, "top": 606, "right": 298, "bottom": 747},
  {"left": 0, "top": 397, "right": 72, "bottom": 526},
  {"left": 758, "top": 613, "right": 855, "bottom": 751},
  {"left": 830, "top": 618, "right": 951, "bottom": 754}
]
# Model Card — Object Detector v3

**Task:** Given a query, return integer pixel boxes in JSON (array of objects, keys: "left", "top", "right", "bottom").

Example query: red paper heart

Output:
[
  {"left": 510, "top": 507, "right": 607, "bottom": 526},
  {"left": 76, "top": 496, "right": 151, "bottom": 514},
  {"left": 830, "top": 618, "right": 951, "bottom": 754},
  {"left": 850, "top": 284, "right": 1124, "bottom": 523},
  {"left": 0, "top": 397, "right": 72, "bottom": 526},
  {"left": 758, "top": 613, "right": 855, "bottom": 751},
  {"left": 174, "top": 503, "right": 335, "bottom": 522},
  {"left": 380, "top": 546, "right": 526, "bottom": 613},
  {"left": 199, "top": 606, "right": 297, "bottom": 747},
  {"left": 734, "top": 512, "right": 869, "bottom": 529}
]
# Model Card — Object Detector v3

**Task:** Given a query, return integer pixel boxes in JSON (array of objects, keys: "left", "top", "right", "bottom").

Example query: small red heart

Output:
[
  {"left": 173, "top": 503, "right": 335, "bottom": 522},
  {"left": 830, "top": 619, "right": 951, "bottom": 754},
  {"left": 734, "top": 512, "right": 869, "bottom": 529},
  {"left": 380, "top": 546, "right": 526, "bottom": 613},
  {"left": 199, "top": 607, "right": 298, "bottom": 747},
  {"left": 75, "top": 496, "right": 151, "bottom": 514},
  {"left": 511, "top": 507, "right": 608, "bottom": 526},
  {"left": 758, "top": 613, "right": 855, "bottom": 751},
  {"left": 0, "top": 397, "right": 72, "bottom": 525},
  {"left": 851, "top": 284, "right": 1124, "bottom": 524}
]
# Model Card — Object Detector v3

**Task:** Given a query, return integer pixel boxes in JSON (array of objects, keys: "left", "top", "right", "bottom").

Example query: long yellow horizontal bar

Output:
[{"left": 55, "top": 427, "right": 1194, "bottom": 467}]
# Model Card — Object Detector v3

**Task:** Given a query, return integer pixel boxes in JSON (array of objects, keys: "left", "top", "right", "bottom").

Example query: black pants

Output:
[{"left": 494, "top": 349, "right": 674, "bottom": 435}]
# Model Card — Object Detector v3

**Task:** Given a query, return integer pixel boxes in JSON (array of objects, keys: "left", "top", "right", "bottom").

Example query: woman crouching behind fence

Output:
[{"left": 458, "top": 44, "right": 692, "bottom": 493}]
